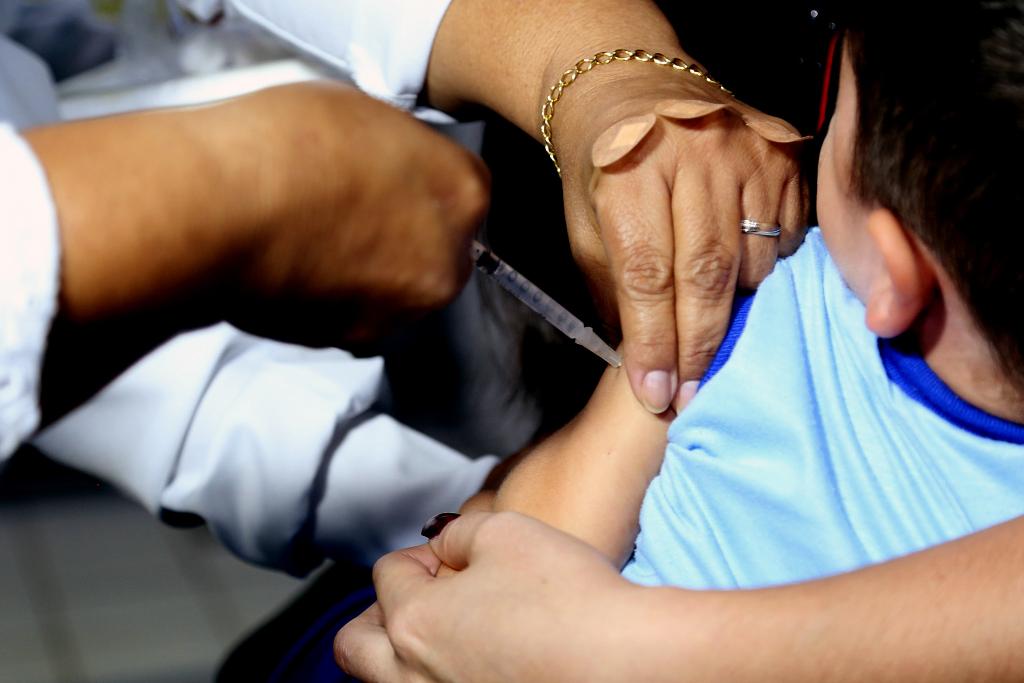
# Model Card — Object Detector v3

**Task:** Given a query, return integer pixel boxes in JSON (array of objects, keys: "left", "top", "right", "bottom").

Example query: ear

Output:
[{"left": 863, "top": 208, "right": 937, "bottom": 338}]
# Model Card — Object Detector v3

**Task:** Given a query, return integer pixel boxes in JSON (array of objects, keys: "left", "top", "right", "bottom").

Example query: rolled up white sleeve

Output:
[
  {"left": 34, "top": 324, "right": 497, "bottom": 574},
  {"left": 180, "top": 0, "right": 453, "bottom": 110},
  {"left": 0, "top": 124, "right": 60, "bottom": 461}
]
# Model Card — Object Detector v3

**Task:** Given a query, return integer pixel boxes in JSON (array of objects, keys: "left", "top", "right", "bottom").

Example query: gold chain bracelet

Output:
[{"left": 540, "top": 49, "right": 732, "bottom": 176}]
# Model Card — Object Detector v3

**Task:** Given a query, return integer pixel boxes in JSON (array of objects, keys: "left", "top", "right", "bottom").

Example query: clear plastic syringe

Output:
[{"left": 471, "top": 240, "right": 622, "bottom": 368}]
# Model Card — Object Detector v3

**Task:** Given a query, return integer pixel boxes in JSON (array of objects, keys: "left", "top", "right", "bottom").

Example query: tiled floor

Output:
[{"left": 0, "top": 492, "right": 308, "bottom": 683}]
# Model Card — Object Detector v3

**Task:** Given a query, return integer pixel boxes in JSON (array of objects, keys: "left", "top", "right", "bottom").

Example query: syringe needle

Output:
[{"left": 471, "top": 240, "right": 622, "bottom": 368}]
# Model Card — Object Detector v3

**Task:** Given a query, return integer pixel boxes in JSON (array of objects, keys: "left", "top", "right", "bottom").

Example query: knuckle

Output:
[
  {"left": 430, "top": 266, "right": 465, "bottom": 306},
  {"left": 736, "top": 260, "right": 775, "bottom": 289},
  {"left": 778, "top": 224, "right": 809, "bottom": 257},
  {"left": 406, "top": 251, "right": 466, "bottom": 310},
  {"left": 477, "top": 511, "right": 512, "bottom": 543},
  {"left": 333, "top": 630, "right": 357, "bottom": 672},
  {"left": 459, "top": 164, "right": 491, "bottom": 226},
  {"left": 678, "top": 335, "right": 722, "bottom": 374},
  {"left": 678, "top": 245, "right": 735, "bottom": 300},
  {"left": 371, "top": 555, "right": 389, "bottom": 587},
  {"left": 618, "top": 243, "right": 674, "bottom": 301},
  {"left": 387, "top": 609, "right": 422, "bottom": 661},
  {"left": 476, "top": 511, "right": 526, "bottom": 548},
  {"left": 737, "top": 242, "right": 778, "bottom": 289},
  {"left": 439, "top": 158, "right": 490, "bottom": 235},
  {"left": 627, "top": 327, "right": 675, "bottom": 358}
]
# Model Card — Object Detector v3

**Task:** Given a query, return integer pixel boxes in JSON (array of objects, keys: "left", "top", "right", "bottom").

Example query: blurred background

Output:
[
  {"left": 0, "top": 454, "right": 307, "bottom": 683},
  {"left": 1, "top": 2, "right": 329, "bottom": 681}
]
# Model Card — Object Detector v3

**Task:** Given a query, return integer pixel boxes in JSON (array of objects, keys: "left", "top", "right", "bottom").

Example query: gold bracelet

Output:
[{"left": 540, "top": 49, "right": 732, "bottom": 176}]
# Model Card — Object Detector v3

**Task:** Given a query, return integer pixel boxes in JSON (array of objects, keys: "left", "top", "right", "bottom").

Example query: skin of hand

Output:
[
  {"left": 337, "top": 510, "right": 1024, "bottom": 683},
  {"left": 26, "top": 81, "right": 489, "bottom": 420},
  {"left": 427, "top": 0, "right": 807, "bottom": 413},
  {"left": 335, "top": 512, "right": 640, "bottom": 683}
]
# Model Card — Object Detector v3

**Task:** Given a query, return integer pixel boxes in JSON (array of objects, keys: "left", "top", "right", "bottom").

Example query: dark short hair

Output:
[{"left": 845, "top": 1, "right": 1024, "bottom": 389}]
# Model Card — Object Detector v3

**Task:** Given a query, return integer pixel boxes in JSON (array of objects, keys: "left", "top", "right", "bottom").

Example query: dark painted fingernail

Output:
[{"left": 421, "top": 513, "right": 460, "bottom": 539}]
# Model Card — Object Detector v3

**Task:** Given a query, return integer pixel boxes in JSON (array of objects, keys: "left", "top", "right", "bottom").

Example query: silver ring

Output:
[{"left": 740, "top": 218, "right": 782, "bottom": 238}]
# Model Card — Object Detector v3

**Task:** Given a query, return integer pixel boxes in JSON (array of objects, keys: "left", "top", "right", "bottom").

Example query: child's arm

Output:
[{"left": 471, "top": 365, "right": 672, "bottom": 566}]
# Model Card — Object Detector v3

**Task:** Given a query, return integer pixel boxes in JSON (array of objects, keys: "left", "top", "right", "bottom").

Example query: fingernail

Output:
[
  {"left": 421, "top": 513, "right": 460, "bottom": 539},
  {"left": 641, "top": 370, "right": 677, "bottom": 414},
  {"left": 675, "top": 381, "right": 700, "bottom": 412}
]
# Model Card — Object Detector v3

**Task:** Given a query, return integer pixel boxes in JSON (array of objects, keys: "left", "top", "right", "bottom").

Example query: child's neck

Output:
[{"left": 916, "top": 294, "right": 1024, "bottom": 424}]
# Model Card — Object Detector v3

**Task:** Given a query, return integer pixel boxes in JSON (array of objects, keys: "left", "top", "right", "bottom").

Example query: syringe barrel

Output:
[
  {"left": 471, "top": 240, "right": 622, "bottom": 367},
  {"left": 471, "top": 241, "right": 585, "bottom": 338},
  {"left": 490, "top": 261, "right": 585, "bottom": 338}
]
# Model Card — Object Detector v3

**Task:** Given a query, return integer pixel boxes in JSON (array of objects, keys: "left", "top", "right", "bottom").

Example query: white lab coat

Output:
[{"left": 2, "top": 0, "right": 538, "bottom": 574}]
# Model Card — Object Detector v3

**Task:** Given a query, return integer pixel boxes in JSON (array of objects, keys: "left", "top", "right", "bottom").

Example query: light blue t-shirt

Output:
[{"left": 621, "top": 229, "right": 1024, "bottom": 589}]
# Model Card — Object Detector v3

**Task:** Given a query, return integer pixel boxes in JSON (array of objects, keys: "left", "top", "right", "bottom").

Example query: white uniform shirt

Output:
[
  {"left": 0, "top": 38, "right": 60, "bottom": 459},
  {"left": 1, "top": 0, "right": 525, "bottom": 573},
  {"left": 182, "top": 0, "right": 453, "bottom": 111}
]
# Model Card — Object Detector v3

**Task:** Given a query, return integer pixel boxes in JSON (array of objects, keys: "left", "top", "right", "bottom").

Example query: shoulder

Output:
[{"left": 700, "top": 229, "right": 847, "bottom": 385}]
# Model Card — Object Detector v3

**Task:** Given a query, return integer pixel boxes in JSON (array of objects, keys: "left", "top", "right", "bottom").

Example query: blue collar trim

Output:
[
  {"left": 878, "top": 338, "right": 1024, "bottom": 445},
  {"left": 700, "top": 293, "right": 755, "bottom": 387}
]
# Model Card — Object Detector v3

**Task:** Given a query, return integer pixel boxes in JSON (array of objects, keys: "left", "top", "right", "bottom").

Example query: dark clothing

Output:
[{"left": 658, "top": 2, "right": 840, "bottom": 134}]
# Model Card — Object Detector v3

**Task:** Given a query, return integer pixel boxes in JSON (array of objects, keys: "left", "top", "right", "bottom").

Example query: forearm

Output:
[
  {"left": 427, "top": 0, "right": 686, "bottom": 137},
  {"left": 621, "top": 515, "right": 1024, "bottom": 682},
  {"left": 26, "top": 85, "right": 369, "bottom": 421},
  {"left": 490, "top": 366, "right": 670, "bottom": 565},
  {"left": 25, "top": 98, "right": 277, "bottom": 325}
]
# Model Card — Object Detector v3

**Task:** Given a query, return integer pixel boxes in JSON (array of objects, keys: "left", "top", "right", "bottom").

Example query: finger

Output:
[
  {"left": 778, "top": 172, "right": 809, "bottom": 257},
  {"left": 334, "top": 603, "right": 403, "bottom": 683},
  {"left": 671, "top": 163, "right": 741, "bottom": 384},
  {"left": 372, "top": 544, "right": 441, "bottom": 613},
  {"left": 737, "top": 176, "right": 781, "bottom": 289},
  {"left": 426, "top": 510, "right": 505, "bottom": 572},
  {"left": 593, "top": 170, "right": 679, "bottom": 413}
]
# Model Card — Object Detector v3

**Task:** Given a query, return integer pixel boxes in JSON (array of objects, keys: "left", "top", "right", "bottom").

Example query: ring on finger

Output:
[{"left": 740, "top": 218, "right": 782, "bottom": 238}]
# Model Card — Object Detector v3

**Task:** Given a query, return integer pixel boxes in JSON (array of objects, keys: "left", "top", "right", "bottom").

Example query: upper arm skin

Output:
[{"left": 487, "top": 365, "right": 672, "bottom": 565}]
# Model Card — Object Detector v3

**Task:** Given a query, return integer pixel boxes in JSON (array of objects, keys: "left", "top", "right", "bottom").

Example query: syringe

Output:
[{"left": 471, "top": 240, "right": 622, "bottom": 368}]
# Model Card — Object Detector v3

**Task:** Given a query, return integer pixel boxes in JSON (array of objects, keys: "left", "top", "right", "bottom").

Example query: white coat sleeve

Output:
[
  {"left": 33, "top": 324, "right": 498, "bottom": 574},
  {"left": 179, "top": 0, "right": 454, "bottom": 111},
  {"left": 0, "top": 123, "right": 60, "bottom": 461}
]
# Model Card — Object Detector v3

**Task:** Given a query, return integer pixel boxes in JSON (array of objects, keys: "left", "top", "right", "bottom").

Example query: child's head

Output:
[{"left": 816, "top": 1, "right": 1024, "bottom": 390}]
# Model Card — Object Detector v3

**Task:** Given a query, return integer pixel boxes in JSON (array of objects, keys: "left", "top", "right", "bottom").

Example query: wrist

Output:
[
  {"left": 541, "top": 50, "right": 728, "bottom": 180},
  {"left": 608, "top": 585, "right": 728, "bottom": 682},
  {"left": 575, "top": 579, "right": 683, "bottom": 682},
  {"left": 538, "top": 40, "right": 688, "bottom": 114}
]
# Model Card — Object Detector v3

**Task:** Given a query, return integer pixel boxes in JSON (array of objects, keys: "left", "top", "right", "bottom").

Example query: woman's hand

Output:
[
  {"left": 426, "top": 0, "right": 808, "bottom": 413},
  {"left": 552, "top": 63, "right": 807, "bottom": 412},
  {"left": 335, "top": 512, "right": 638, "bottom": 683},
  {"left": 337, "top": 513, "right": 1024, "bottom": 683}
]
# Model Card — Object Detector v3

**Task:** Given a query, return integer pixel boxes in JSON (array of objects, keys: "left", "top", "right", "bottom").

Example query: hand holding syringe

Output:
[{"left": 471, "top": 241, "right": 622, "bottom": 368}]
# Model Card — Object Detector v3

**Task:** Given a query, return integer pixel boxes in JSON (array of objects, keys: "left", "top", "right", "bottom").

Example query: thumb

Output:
[{"left": 427, "top": 511, "right": 503, "bottom": 571}]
